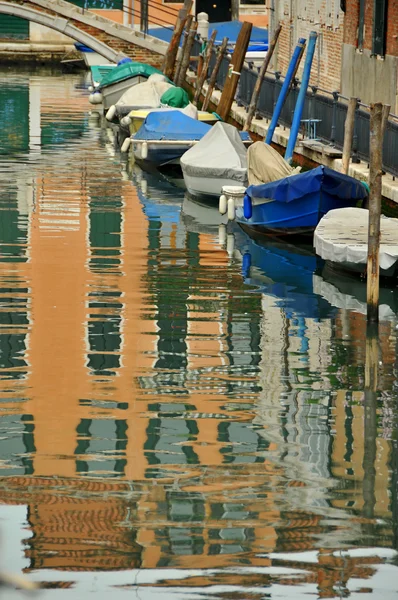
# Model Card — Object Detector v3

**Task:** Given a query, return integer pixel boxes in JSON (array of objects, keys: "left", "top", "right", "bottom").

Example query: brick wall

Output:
[
  {"left": 344, "top": 0, "right": 398, "bottom": 58},
  {"left": 270, "top": 0, "right": 344, "bottom": 92}
]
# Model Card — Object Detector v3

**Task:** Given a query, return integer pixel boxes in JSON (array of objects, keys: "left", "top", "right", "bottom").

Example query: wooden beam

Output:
[
  {"left": 176, "top": 20, "right": 198, "bottom": 87},
  {"left": 174, "top": 14, "right": 193, "bottom": 84},
  {"left": 216, "top": 22, "right": 252, "bottom": 122},
  {"left": 193, "top": 29, "right": 217, "bottom": 106},
  {"left": 342, "top": 97, "right": 357, "bottom": 175},
  {"left": 202, "top": 37, "right": 229, "bottom": 112},
  {"left": 162, "top": 0, "right": 193, "bottom": 80}
]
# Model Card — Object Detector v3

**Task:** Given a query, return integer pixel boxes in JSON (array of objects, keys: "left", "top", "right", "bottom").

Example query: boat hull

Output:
[
  {"left": 101, "top": 76, "right": 149, "bottom": 110},
  {"left": 183, "top": 171, "right": 246, "bottom": 201},
  {"left": 133, "top": 142, "right": 190, "bottom": 167}
]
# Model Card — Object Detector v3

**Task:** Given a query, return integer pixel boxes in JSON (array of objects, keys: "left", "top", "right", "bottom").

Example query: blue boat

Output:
[
  {"left": 236, "top": 164, "right": 369, "bottom": 236},
  {"left": 132, "top": 110, "right": 212, "bottom": 168}
]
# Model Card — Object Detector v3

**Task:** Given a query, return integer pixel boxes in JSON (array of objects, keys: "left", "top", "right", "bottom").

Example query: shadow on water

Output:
[{"left": 0, "top": 69, "right": 397, "bottom": 598}]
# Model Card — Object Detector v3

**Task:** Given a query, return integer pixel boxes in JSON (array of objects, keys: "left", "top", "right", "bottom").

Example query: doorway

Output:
[{"left": 195, "top": 0, "right": 232, "bottom": 23}]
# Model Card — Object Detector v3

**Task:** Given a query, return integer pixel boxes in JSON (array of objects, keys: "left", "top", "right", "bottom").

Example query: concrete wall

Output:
[{"left": 341, "top": 44, "right": 398, "bottom": 112}]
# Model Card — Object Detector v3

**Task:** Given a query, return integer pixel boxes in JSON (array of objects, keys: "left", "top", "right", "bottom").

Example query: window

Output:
[{"left": 372, "top": 0, "right": 387, "bottom": 56}]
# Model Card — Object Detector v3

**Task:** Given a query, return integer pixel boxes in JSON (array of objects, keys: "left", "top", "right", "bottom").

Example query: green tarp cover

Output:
[
  {"left": 160, "top": 87, "right": 190, "bottom": 108},
  {"left": 99, "top": 62, "right": 164, "bottom": 89}
]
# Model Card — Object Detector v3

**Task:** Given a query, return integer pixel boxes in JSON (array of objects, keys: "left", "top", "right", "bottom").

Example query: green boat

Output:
[{"left": 90, "top": 64, "right": 116, "bottom": 87}]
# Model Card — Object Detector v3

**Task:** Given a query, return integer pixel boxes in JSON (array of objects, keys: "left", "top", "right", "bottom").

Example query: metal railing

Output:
[{"left": 191, "top": 38, "right": 398, "bottom": 178}]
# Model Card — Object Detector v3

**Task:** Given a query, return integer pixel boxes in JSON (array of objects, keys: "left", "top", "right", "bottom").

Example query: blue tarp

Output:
[
  {"left": 134, "top": 110, "right": 211, "bottom": 141},
  {"left": 246, "top": 166, "right": 369, "bottom": 203},
  {"left": 148, "top": 20, "right": 268, "bottom": 48}
]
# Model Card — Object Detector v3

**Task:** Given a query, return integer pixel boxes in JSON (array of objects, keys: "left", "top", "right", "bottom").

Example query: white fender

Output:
[
  {"left": 121, "top": 115, "right": 132, "bottom": 127},
  {"left": 88, "top": 85, "right": 94, "bottom": 92},
  {"left": 227, "top": 197, "right": 235, "bottom": 221},
  {"left": 106, "top": 105, "right": 117, "bottom": 121},
  {"left": 141, "top": 141, "right": 148, "bottom": 160},
  {"left": 218, "top": 224, "right": 226, "bottom": 246},
  {"left": 219, "top": 194, "right": 227, "bottom": 215},
  {"left": 140, "top": 179, "right": 148, "bottom": 195},
  {"left": 121, "top": 137, "right": 131, "bottom": 153},
  {"left": 227, "top": 234, "right": 235, "bottom": 256},
  {"left": 89, "top": 92, "right": 103, "bottom": 105}
]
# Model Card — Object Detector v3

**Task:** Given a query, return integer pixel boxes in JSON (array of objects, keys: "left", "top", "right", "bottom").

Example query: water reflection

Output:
[{"left": 0, "top": 68, "right": 397, "bottom": 598}]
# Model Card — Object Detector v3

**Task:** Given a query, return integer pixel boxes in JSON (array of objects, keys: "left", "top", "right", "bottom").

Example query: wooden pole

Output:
[
  {"left": 381, "top": 103, "right": 391, "bottom": 136},
  {"left": 162, "top": 0, "right": 193, "bottom": 80},
  {"left": 174, "top": 14, "right": 193, "bottom": 84},
  {"left": 217, "top": 22, "right": 252, "bottom": 122},
  {"left": 202, "top": 37, "right": 229, "bottom": 112},
  {"left": 243, "top": 24, "right": 282, "bottom": 131},
  {"left": 193, "top": 29, "right": 217, "bottom": 106},
  {"left": 176, "top": 20, "right": 198, "bottom": 88},
  {"left": 342, "top": 97, "right": 357, "bottom": 175},
  {"left": 231, "top": 0, "right": 239, "bottom": 20},
  {"left": 366, "top": 102, "right": 383, "bottom": 323}
]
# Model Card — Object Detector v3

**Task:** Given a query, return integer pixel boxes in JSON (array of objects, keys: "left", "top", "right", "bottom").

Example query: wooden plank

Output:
[
  {"left": 193, "top": 29, "right": 217, "bottom": 106},
  {"left": 202, "top": 37, "right": 229, "bottom": 112},
  {"left": 216, "top": 21, "right": 253, "bottom": 122}
]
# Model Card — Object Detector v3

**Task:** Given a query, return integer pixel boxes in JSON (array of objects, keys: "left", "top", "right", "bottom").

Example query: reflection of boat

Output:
[
  {"left": 129, "top": 163, "right": 185, "bottom": 213},
  {"left": 226, "top": 143, "right": 368, "bottom": 236},
  {"left": 314, "top": 207, "right": 398, "bottom": 278},
  {"left": 181, "top": 194, "right": 228, "bottom": 233},
  {"left": 181, "top": 122, "right": 249, "bottom": 200},
  {"left": 314, "top": 263, "right": 398, "bottom": 320},
  {"left": 232, "top": 228, "right": 335, "bottom": 319}
]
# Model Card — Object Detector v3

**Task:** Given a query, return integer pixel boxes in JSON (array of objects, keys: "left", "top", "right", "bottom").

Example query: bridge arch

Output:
[{"left": 0, "top": 1, "right": 125, "bottom": 62}]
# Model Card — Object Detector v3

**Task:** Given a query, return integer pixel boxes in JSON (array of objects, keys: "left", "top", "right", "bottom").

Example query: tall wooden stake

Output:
[
  {"left": 162, "top": 0, "right": 193, "bottom": 80},
  {"left": 202, "top": 37, "right": 229, "bottom": 112},
  {"left": 176, "top": 20, "right": 198, "bottom": 87},
  {"left": 174, "top": 15, "right": 193, "bottom": 85},
  {"left": 217, "top": 22, "right": 252, "bottom": 122},
  {"left": 342, "top": 97, "right": 357, "bottom": 175},
  {"left": 381, "top": 103, "right": 391, "bottom": 136},
  {"left": 367, "top": 102, "right": 383, "bottom": 323},
  {"left": 243, "top": 24, "right": 282, "bottom": 131},
  {"left": 193, "top": 29, "right": 217, "bottom": 106}
]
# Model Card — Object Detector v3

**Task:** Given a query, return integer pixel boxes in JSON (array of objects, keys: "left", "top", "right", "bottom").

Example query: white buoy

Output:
[
  {"left": 141, "top": 141, "right": 148, "bottom": 160},
  {"left": 121, "top": 137, "right": 131, "bottom": 153},
  {"left": 89, "top": 92, "right": 103, "bottom": 105},
  {"left": 106, "top": 105, "right": 117, "bottom": 121},
  {"left": 227, "top": 234, "right": 235, "bottom": 256},
  {"left": 88, "top": 85, "right": 94, "bottom": 92},
  {"left": 219, "top": 194, "right": 227, "bottom": 215},
  {"left": 140, "top": 179, "right": 148, "bottom": 195},
  {"left": 218, "top": 224, "right": 226, "bottom": 246},
  {"left": 227, "top": 197, "right": 235, "bottom": 221},
  {"left": 121, "top": 115, "right": 132, "bottom": 127}
]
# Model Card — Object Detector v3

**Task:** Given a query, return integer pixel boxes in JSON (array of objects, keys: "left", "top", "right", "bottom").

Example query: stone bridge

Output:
[{"left": 0, "top": 0, "right": 169, "bottom": 66}]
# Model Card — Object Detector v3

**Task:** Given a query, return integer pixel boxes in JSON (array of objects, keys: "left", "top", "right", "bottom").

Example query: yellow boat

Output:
[{"left": 128, "top": 108, "right": 220, "bottom": 135}]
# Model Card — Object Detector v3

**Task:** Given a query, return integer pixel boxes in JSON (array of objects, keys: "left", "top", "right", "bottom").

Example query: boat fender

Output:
[
  {"left": 89, "top": 92, "right": 103, "bottom": 105},
  {"left": 141, "top": 141, "right": 148, "bottom": 160},
  {"left": 218, "top": 224, "right": 226, "bottom": 246},
  {"left": 243, "top": 194, "right": 252, "bottom": 219},
  {"left": 140, "top": 179, "right": 148, "bottom": 195},
  {"left": 88, "top": 85, "right": 94, "bottom": 92},
  {"left": 106, "top": 105, "right": 117, "bottom": 121},
  {"left": 227, "top": 197, "right": 235, "bottom": 221},
  {"left": 121, "top": 137, "right": 131, "bottom": 153},
  {"left": 121, "top": 115, "right": 132, "bottom": 127},
  {"left": 219, "top": 194, "right": 227, "bottom": 215},
  {"left": 242, "top": 252, "right": 251, "bottom": 278},
  {"left": 227, "top": 234, "right": 235, "bottom": 256}
]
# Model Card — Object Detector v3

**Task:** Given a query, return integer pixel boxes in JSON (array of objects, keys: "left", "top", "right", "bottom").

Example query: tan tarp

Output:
[{"left": 247, "top": 141, "right": 299, "bottom": 186}]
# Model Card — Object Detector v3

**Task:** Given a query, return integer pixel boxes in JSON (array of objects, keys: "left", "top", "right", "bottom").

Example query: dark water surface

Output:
[{"left": 0, "top": 67, "right": 397, "bottom": 599}]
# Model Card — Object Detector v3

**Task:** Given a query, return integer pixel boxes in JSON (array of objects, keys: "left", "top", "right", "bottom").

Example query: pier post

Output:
[
  {"left": 366, "top": 102, "right": 383, "bottom": 323},
  {"left": 342, "top": 97, "right": 357, "bottom": 175},
  {"left": 176, "top": 20, "right": 198, "bottom": 88},
  {"left": 193, "top": 29, "right": 217, "bottom": 106},
  {"left": 174, "top": 15, "right": 193, "bottom": 85},
  {"left": 243, "top": 24, "right": 282, "bottom": 131},
  {"left": 163, "top": 0, "right": 193, "bottom": 80},
  {"left": 202, "top": 37, "right": 229, "bottom": 112},
  {"left": 217, "top": 22, "right": 252, "bottom": 122}
]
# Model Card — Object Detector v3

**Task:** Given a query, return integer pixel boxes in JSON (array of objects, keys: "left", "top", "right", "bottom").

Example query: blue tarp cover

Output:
[
  {"left": 134, "top": 111, "right": 211, "bottom": 141},
  {"left": 148, "top": 20, "right": 268, "bottom": 47},
  {"left": 246, "top": 166, "right": 368, "bottom": 203}
]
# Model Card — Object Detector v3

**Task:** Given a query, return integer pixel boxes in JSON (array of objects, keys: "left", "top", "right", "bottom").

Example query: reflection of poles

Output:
[{"left": 363, "top": 322, "right": 378, "bottom": 520}]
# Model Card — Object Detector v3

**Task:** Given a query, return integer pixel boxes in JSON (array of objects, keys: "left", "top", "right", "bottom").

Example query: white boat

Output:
[
  {"left": 180, "top": 122, "right": 250, "bottom": 200},
  {"left": 314, "top": 207, "right": 398, "bottom": 278}
]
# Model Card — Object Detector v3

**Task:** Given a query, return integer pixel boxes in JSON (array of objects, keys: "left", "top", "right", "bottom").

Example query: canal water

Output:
[{"left": 0, "top": 67, "right": 397, "bottom": 599}]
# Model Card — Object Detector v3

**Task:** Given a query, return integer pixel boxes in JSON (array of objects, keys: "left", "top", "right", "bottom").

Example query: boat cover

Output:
[
  {"left": 248, "top": 142, "right": 295, "bottom": 185},
  {"left": 116, "top": 80, "right": 173, "bottom": 108},
  {"left": 247, "top": 164, "right": 369, "bottom": 203},
  {"left": 160, "top": 87, "right": 190, "bottom": 108},
  {"left": 99, "top": 62, "right": 164, "bottom": 89},
  {"left": 181, "top": 122, "right": 248, "bottom": 182},
  {"left": 314, "top": 207, "right": 398, "bottom": 271},
  {"left": 134, "top": 110, "right": 211, "bottom": 141}
]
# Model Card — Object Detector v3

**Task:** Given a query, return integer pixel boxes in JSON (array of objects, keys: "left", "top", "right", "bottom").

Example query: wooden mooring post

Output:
[
  {"left": 342, "top": 97, "right": 357, "bottom": 175},
  {"left": 162, "top": 0, "right": 193, "bottom": 80},
  {"left": 174, "top": 14, "right": 193, "bottom": 85},
  {"left": 216, "top": 22, "right": 252, "bottom": 122},
  {"left": 176, "top": 20, "right": 198, "bottom": 88},
  {"left": 193, "top": 29, "right": 217, "bottom": 106},
  {"left": 202, "top": 37, "right": 229, "bottom": 112},
  {"left": 243, "top": 24, "right": 282, "bottom": 132}
]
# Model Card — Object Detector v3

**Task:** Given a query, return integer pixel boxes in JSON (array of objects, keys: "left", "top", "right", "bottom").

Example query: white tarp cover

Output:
[
  {"left": 314, "top": 207, "right": 398, "bottom": 271},
  {"left": 116, "top": 80, "right": 173, "bottom": 108},
  {"left": 247, "top": 142, "right": 296, "bottom": 186},
  {"left": 180, "top": 122, "right": 248, "bottom": 183}
]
